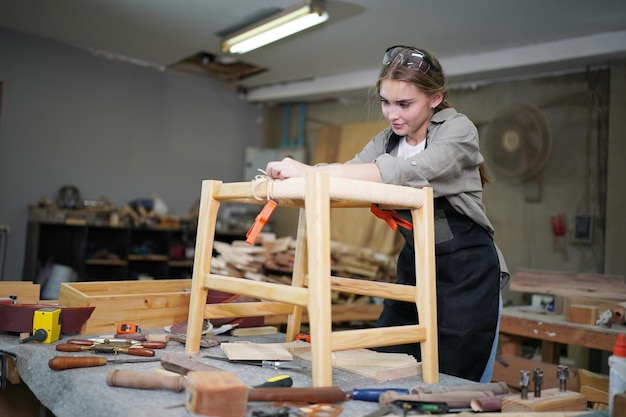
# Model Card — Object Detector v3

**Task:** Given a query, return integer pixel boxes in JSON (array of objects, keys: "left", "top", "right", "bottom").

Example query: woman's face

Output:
[{"left": 379, "top": 79, "right": 442, "bottom": 143}]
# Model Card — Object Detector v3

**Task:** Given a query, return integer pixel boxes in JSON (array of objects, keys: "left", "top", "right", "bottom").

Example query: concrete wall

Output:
[
  {"left": 605, "top": 61, "right": 626, "bottom": 276},
  {"left": 0, "top": 29, "right": 262, "bottom": 282}
]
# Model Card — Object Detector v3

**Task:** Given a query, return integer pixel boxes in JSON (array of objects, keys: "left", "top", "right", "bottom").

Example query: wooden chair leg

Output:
[
  {"left": 304, "top": 172, "right": 334, "bottom": 387},
  {"left": 285, "top": 208, "right": 307, "bottom": 342},
  {"left": 186, "top": 180, "right": 221, "bottom": 357}
]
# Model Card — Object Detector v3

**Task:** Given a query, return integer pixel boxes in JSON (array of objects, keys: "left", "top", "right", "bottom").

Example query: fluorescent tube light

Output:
[{"left": 221, "top": 1, "right": 329, "bottom": 54}]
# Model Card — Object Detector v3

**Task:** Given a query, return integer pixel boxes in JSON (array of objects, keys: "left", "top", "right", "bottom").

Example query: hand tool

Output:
[
  {"left": 370, "top": 204, "right": 413, "bottom": 231},
  {"left": 364, "top": 399, "right": 448, "bottom": 417},
  {"left": 533, "top": 367, "right": 543, "bottom": 398},
  {"left": 48, "top": 355, "right": 161, "bottom": 370},
  {"left": 202, "top": 355, "right": 306, "bottom": 370},
  {"left": 117, "top": 323, "right": 141, "bottom": 334},
  {"left": 557, "top": 364, "right": 569, "bottom": 392},
  {"left": 67, "top": 338, "right": 167, "bottom": 349},
  {"left": 379, "top": 388, "right": 508, "bottom": 410},
  {"left": 107, "top": 369, "right": 348, "bottom": 402},
  {"left": 246, "top": 198, "right": 277, "bottom": 245},
  {"left": 348, "top": 388, "right": 409, "bottom": 402},
  {"left": 56, "top": 343, "right": 155, "bottom": 356},
  {"left": 520, "top": 369, "right": 530, "bottom": 400},
  {"left": 251, "top": 403, "right": 343, "bottom": 417},
  {"left": 159, "top": 353, "right": 292, "bottom": 388},
  {"left": 31, "top": 307, "right": 61, "bottom": 343},
  {"left": 106, "top": 369, "right": 347, "bottom": 416}
]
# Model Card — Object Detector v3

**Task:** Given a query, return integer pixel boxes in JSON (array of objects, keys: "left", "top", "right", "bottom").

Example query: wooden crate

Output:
[
  {"left": 0, "top": 281, "right": 41, "bottom": 304},
  {"left": 58, "top": 279, "right": 192, "bottom": 335}
]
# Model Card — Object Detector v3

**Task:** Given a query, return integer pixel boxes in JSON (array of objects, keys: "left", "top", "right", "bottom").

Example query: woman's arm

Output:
[{"left": 265, "top": 157, "right": 383, "bottom": 182}]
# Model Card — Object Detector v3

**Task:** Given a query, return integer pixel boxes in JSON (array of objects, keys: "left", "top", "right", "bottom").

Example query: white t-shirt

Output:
[{"left": 397, "top": 136, "right": 426, "bottom": 159}]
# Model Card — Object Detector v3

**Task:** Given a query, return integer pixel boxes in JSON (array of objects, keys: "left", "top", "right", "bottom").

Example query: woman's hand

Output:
[{"left": 265, "top": 157, "right": 312, "bottom": 179}]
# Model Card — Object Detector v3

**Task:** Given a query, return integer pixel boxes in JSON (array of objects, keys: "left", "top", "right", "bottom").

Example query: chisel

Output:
[{"left": 48, "top": 355, "right": 161, "bottom": 370}]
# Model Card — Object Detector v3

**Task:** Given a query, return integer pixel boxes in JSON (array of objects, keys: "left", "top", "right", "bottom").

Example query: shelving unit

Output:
[{"left": 23, "top": 222, "right": 198, "bottom": 282}]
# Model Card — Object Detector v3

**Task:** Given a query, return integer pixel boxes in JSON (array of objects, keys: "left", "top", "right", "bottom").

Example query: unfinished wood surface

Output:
[
  {"left": 331, "top": 349, "right": 416, "bottom": 367},
  {"left": 291, "top": 345, "right": 421, "bottom": 381},
  {"left": 500, "top": 306, "right": 622, "bottom": 353},
  {"left": 185, "top": 173, "right": 438, "bottom": 387},
  {"left": 567, "top": 303, "right": 606, "bottom": 325},
  {"left": 0, "top": 281, "right": 40, "bottom": 304},
  {"left": 501, "top": 388, "right": 587, "bottom": 412},
  {"left": 58, "top": 280, "right": 192, "bottom": 334},
  {"left": 511, "top": 269, "right": 626, "bottom": 301},
  {"left": 578, "top": 368, "right": 609, "bottom": 407},
  {"left": 220, "top": 342, "right": 292, "bottom": 361}
]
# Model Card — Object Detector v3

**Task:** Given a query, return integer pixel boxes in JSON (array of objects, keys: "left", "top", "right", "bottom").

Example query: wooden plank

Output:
[
  {"left": 500, "top": 307, "right": 621, "bottom": 352},
  {"left": 511, "top": 269, "right": 626, "bottom": 301},
  {"left": 332, "top": 349, "right": 416, "bottom": 367},
  {"left": 220, "top": 342, "right": 292, "bottom": 361},
  {"left": 230, "top": 326, "right": 278, "bottom": 337},
  {"left": 502, "top": 388, "right": 587, "bottom": 412},
  {"left": 290, "top": 345, "right": 421, "bottom": 381},
  {"left": 578, "top": 369, "right": 609, "bottom": 406},
  {"left": 0, "top": 282, "right": 40, "bottom": 304}
]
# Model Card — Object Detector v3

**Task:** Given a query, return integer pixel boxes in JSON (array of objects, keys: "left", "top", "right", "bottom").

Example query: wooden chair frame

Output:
[{"left": 185, "top": 172, "right": 438, "bottom": 386}]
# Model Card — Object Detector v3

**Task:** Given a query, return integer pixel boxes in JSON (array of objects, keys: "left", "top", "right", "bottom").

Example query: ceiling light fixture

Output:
[{"left": 221, "top": 1, "right": 329, "bottom": 54}]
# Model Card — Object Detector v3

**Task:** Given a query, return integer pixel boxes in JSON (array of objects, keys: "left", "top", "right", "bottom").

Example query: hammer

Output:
[{"left": 106, "top": 369, "right": 346, "bottom": 417}]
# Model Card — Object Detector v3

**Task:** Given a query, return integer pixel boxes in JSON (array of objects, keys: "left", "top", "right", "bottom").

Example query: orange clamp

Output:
[
  {"left": 370, "top": 204, "right": 413, "bottom": 231},
  {"left": 246, "top": 199, "right": 278, "bottom": 245}
]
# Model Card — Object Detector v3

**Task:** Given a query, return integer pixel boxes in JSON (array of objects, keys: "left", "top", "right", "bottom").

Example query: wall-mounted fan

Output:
[{"left": 485, "top": 103, "right": 552, "bottom": 184}]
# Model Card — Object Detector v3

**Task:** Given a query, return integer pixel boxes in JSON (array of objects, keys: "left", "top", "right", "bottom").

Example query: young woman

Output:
[{"left": 265, "top": 46, "right": 506, "bottom": 382}]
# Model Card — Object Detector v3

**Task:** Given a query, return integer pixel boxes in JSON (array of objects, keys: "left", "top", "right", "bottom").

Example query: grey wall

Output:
[{"left": 0, "top": 29, "right": 262, "bottom": 282}]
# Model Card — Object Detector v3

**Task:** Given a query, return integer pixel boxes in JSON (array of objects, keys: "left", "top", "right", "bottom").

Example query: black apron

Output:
[{"left": 373, "top": 197, "right": 500, "bottom": 382}]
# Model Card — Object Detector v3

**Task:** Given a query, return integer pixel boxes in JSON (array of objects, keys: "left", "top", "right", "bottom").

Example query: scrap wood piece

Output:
[
  {"left": 221, "top": 342, "right": 292, "bottom": 361},
  {"left": 230, "top": 326, "right": 278, "bottom": 337},
  {"left": 332, "top": 349, "right": 416, "bottom": 367},
  {"left": 578, "top": 368, "right": 609, "bottom": 407},
  {"left": 290, "top": 346, "right": 420, "bottom": 381},
  {"left": 501, "top": 388, "right": 587, "bottom": 412}
]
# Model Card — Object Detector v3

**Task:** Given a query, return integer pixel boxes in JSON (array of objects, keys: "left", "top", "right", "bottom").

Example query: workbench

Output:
[
  {"left": 1, "top": 331, "right": 475, "bottom": 417},
  {"left": 499, "top": 306, "right": 624, "bottom": 363}
]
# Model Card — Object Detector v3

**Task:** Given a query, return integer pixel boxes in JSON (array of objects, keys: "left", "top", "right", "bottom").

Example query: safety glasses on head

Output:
[{"left": 382, "top": 45, "right": 435, "bottom": 73}]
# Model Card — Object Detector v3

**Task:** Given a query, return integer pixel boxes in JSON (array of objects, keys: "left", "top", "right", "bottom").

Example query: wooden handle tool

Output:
[
  {"left": 106, "top": 369, "right": 348, "bottom": 403},
  {"left": 55, "top": 344, "right": 155, "bottom": 356},
  {"left": 67, "top": 338, "right": 167, "bottom": 349},
  {"left": 48, "top": 356, "right": 161, "bottom": 370}
]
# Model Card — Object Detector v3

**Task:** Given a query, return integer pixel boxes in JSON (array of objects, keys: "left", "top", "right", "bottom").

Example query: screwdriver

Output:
[{"left": 349, "top": 387, "right": 410, "bottom": 402}]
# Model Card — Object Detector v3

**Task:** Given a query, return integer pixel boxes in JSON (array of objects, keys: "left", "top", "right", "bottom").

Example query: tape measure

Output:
[{"left": 117, "top": 323, "right": 141, "bottom": 334}]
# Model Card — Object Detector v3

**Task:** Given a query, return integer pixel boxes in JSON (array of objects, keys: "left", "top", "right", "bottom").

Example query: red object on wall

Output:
[{"left": 552, "top": 213, "right": 566, "bottom": 237}]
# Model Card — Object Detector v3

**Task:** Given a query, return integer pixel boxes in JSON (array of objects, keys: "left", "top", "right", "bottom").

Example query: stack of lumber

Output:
[{"left": 210, "top": 233, "right": 397, "bottom": 306}]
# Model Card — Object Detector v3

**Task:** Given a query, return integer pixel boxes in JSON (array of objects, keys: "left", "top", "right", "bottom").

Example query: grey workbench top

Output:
[{"left": 1, "top": 331, "right": 474, "bottom": 417}]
